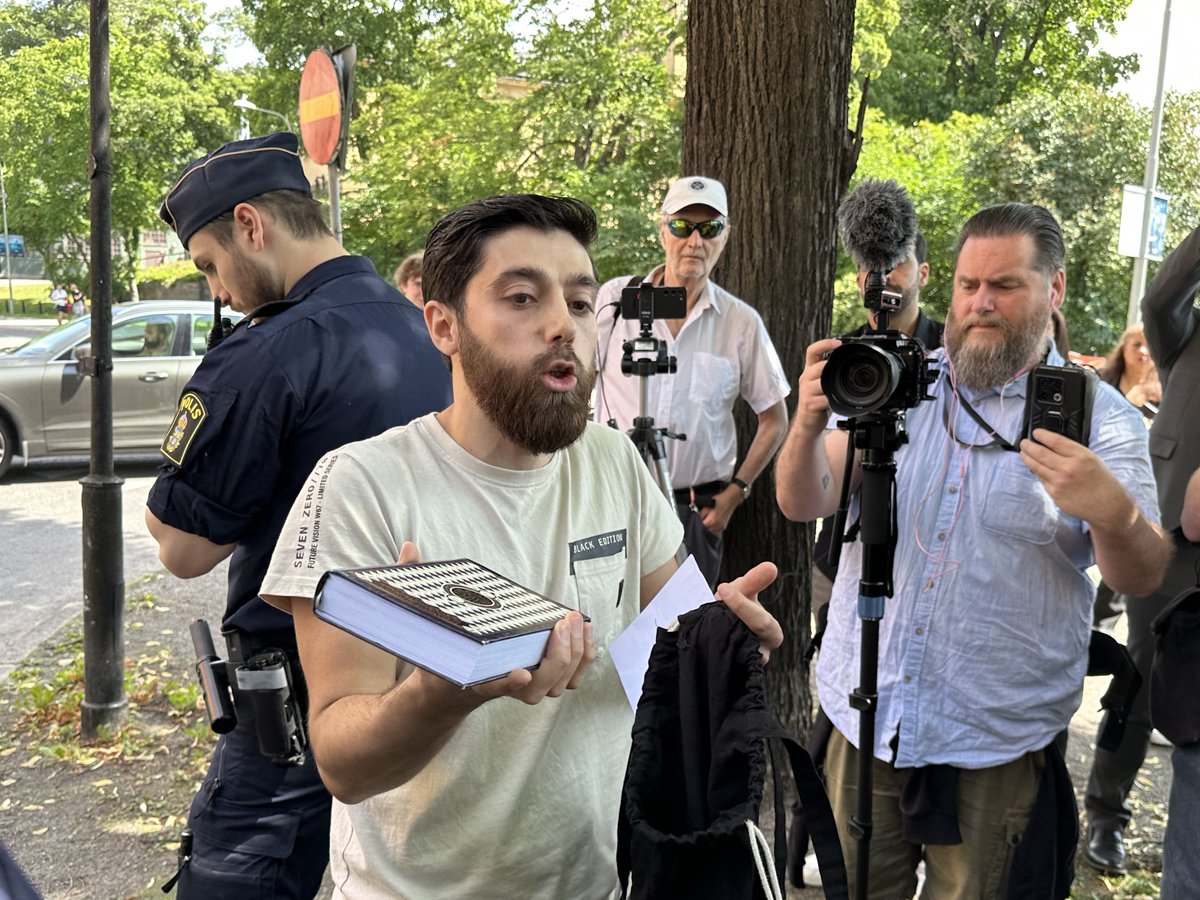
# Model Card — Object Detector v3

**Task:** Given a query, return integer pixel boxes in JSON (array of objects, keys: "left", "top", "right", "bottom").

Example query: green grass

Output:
[{"left": 0, "top": 282, "right": 58, "bottom": 317}]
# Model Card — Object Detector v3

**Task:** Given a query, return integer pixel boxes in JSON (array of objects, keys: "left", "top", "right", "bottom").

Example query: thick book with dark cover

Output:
[{"left": 313, "top": 559, "right": 584, "bottom": 687}]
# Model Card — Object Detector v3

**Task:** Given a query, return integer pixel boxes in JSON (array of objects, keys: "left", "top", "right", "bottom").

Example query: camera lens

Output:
[
  {"left": 1037, "top": 377, "right": 1063, "bottom": 402},
  {"left": 821, "top": 342, "right": 903, "bottom": 417}
]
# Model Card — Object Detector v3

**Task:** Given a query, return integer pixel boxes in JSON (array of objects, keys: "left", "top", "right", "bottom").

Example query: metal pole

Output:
[
  {"left": 0, "top": 162, "right": 12, "bottom": 316},
  {"left": 81, "top": 0, "right": 127, "bottom": 739},
  {"left": 328, "top": 163, "right": 343, "bottom": 245},
  {"left": 1127, "top": 0, "right": 1172, "bottom": 326}
]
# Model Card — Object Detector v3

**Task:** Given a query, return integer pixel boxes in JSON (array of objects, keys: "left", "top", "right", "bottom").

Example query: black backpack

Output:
[{"left": 617, "top": 601, "right": 847, "bottom": 899}]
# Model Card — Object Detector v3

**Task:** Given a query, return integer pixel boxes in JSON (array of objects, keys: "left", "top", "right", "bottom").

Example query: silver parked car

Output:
[{"left": 0, "top": 301, "right": 241, "bottom": 477}]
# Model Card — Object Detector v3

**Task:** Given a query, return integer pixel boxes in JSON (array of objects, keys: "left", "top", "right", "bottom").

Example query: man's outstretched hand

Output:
[{"left": 716, "top": 561, "right": 783, "bottom": 663}]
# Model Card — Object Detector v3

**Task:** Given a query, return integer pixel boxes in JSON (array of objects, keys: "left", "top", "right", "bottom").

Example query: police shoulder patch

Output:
[{"left": 161, "top": 392, "right": 207, "bottom": 465}]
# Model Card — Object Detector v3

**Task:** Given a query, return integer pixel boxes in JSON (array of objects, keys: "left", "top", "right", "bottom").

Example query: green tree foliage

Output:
[
  {"left": 0, "top": 0, "right": 88, "bottom": 56},
  {"left": 852, "top": 0, "right": 900, "bottom": 85},
  {"left": 833, "top": 109, "right": 985, "bottom": 334},
  {"left": 238, "top": 0, "right": 431, "bottom": 133},
  {"left": 870, "top": 0, "right": 1139, "bottom": 124},
  {"left": 341, "top": 0, "right": 523, "bottom": 266},
  {"left": 846, "top": 83, "right": 1200, "bottom": 354},
  {"left": 340, "top": 0, "right": 683, "bottom": 281},
  {"left": 969, "top": 87, "right": 1200, "bottom": 353},
  {"left": 0, "top": 0, "right": 237, "bottom": 293}
]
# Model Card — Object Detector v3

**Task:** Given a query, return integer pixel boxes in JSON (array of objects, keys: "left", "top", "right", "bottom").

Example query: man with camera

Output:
[
  {"left": 144, "top": 133, "right": 451, "bottom": 897},
  {"left": 776, "top": 202, "right": 1171, "bottom": 898},
  {"left": 811, "top": 221, "right": 942, "bottom": 624},
  {"left": 593, "top": 176, "right": 790, "bottom": 586}
]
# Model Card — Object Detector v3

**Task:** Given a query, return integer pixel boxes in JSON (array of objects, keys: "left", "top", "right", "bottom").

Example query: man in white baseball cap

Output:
[{"left": 593, "top": 176, "right": 790, "bottom": 586}]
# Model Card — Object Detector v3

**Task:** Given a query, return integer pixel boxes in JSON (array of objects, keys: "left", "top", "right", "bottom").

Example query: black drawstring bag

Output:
[
  {"left": 1151, "top": 583, "right": 1200, "bottom": 747},
  {"left": 617, "top": 602, "right": 847, "bottom": 899}
]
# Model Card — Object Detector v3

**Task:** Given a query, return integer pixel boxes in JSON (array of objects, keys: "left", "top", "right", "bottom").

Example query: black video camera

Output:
[
  {"left": 821, "top": 331, "right": 936, "bottom": 418},
  {"left": 821, "top": 270, "right": 935, "bottom": 419}
]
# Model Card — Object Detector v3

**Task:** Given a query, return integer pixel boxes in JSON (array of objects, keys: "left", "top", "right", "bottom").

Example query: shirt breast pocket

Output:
[
  {"left": 688, "top": 352, "right": 737, "bottom": 416},
  {"left": 572, "top": 554, "right": 628, "bottom": 645},
  {"left": 978, "top": 453, "right": 1059, "bottom": 545}
]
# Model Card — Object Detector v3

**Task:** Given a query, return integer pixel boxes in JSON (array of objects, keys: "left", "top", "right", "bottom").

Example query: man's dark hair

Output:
[
  {"left": 955, "top": 203, "right": 1064, "bottom": 278},
  {"left": 204, "top": 189, "right": 330, "bottom": 247},
  {"left": 423, "top": 194, "right": 597, "bottom": 314},
  {"left": 914, "top": 230, "right": 927, "bottom": 266}
]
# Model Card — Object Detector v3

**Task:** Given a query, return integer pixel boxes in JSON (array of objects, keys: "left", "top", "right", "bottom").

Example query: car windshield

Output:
[{"left": 1, "top": 317, "right": 93, "bottom": 356}]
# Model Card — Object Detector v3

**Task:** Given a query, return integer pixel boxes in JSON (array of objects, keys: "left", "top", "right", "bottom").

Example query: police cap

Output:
[{"left": 159, "top": 132, "right": 311, "bottom": 248}]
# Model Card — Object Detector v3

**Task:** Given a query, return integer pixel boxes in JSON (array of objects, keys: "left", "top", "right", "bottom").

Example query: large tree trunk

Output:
[{"left": 682, "top": 0, "right": 856, "bottom": 738}]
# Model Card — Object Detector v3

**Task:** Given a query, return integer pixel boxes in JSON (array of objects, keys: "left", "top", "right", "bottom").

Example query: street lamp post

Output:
[
  {"left": 233, "top": 94, "right": 293, "bottom": 134},
  {"left": 1127, "top": 0, "right": 1173, "bottom": 326},
  {"left": 0, "top": 161, "right": 13, "bottom": 316}
]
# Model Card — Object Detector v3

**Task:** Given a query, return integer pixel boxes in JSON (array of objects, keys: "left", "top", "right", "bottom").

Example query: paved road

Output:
[
  {"left": 0, "top": 317, "right": 214, "bottom": 679},
  {"left": 0, "top": 316, "right": 58, "bottom": 350},
  {"left": 0, "top": 460, "right": 171, "bottom": 679}
]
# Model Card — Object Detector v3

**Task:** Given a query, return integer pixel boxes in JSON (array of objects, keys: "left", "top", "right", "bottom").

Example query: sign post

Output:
[
  {"left": 299, "top": 45, "right": 355, "bottom": 244},
  {"left": 0, "top": 161, "right": 12, "bottom": 315}
]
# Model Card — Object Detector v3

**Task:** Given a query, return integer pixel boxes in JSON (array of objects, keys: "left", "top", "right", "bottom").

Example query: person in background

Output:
[
  {"left": 144, "top": 132, "right": 451, "bottom": 898},
  {"left": 68, "top": 283, "right": 87, "bottom": 318},
  {"left": 394, "top": 251, "right": 424, "bottom": 307},
  {"left": 1087, "top": 222, "right": 1200, "bottom": 889},
  {"left": 592, "top": 176, "right": 790, "bottom": 587},
  {"left": 1098, "top": 322, "right": 1161, "bottom": 418},
  {"left": 1091, "top": 322, "right": 1160, "bottom": 630},
  {"left": 50, "top": 284, "right": 69, "bottom": 324}
]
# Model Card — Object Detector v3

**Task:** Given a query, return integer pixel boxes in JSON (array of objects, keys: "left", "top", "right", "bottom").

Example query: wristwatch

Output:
[{"left": 732, "top": 477, "right": 751, "bottom": 500}]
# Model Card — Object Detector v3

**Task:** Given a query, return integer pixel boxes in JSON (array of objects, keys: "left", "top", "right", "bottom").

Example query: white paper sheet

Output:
[{"left": 609, "top": 555, "right": 712, "bottom": 711}]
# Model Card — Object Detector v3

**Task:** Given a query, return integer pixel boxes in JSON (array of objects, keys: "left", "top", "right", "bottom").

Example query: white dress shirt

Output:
[{"left": 592, "top": 266, "right": 790, "bottom": 488}]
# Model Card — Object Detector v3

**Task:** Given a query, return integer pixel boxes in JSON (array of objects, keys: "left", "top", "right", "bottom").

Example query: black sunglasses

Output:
[{"left": 666, "top": 218, "right": 727, "bottom": 239}]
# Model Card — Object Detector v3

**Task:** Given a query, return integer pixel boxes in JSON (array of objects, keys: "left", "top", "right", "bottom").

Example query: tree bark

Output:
[{"left": 682, "top": 0, "right": 856, "bottom": 738}]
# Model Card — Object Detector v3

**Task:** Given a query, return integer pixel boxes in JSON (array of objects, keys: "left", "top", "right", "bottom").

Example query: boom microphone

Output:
[{"left": 838, "top": 178, "right": 918, "bottom": 274}]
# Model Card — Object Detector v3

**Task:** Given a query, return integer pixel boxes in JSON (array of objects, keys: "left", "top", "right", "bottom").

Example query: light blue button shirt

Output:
[{"left": 816, "top": 345, "right": 1160, "bottom": 769}]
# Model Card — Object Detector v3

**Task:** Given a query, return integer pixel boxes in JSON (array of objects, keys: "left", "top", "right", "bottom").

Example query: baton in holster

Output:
[{"left": 190, "top": 618, "right": 237, "bottom": 734}]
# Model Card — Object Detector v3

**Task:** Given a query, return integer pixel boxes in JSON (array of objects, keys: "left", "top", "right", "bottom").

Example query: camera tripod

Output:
[
  {"left": 822, "top": 271, "right": 935, "bottom": 899},
  {"left": 827, "top": 409, "right": 907, "bottom": 900},
  {"left": 610, "top": 319, "right": 686, "bottom": 505}
]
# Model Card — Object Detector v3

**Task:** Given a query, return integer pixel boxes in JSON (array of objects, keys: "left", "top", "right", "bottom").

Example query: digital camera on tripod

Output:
[
  {"left": 821, "top": 270, "right": 935, "bottom": 419},
  {"left": 825, "top": 178, "right": 939, "bottom": 898},
  {"left": 619, "top": 281, "right": 686, "bottom": 377},
  {"left": 608, "top": 280, "right": 688, "bottom": 503}
]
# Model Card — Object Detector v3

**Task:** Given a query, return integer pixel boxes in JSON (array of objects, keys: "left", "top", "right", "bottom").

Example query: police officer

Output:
[{"left": 145, "top": 132, "right": 452, "bottom": 897}]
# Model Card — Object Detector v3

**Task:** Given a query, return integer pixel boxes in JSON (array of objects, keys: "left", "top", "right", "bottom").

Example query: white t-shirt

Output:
[
  {"left": 261, "top": 415, "right": 683, "bottom": 900},
  {"left": 592, "top": 267, "right": 791, "bottom": 488}
]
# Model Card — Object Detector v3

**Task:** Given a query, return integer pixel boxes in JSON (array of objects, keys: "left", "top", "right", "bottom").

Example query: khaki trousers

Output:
[{"left": 824, "top": 727, "right": 1043, "bottom": 899}]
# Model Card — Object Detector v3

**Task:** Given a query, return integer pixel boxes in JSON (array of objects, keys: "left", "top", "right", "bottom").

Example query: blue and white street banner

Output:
[{"left": 1119, "top": 185, "right": 1170, "bottom": 261}]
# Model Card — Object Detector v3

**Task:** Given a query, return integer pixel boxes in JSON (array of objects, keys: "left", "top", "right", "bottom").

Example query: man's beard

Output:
[
  {"left": 230, "top": 247, "right": 282, "bottom": 313},
  {"left": 458, "top": 322, "right": 596, "bottom": 455},
  {"left": 945, "top": 304, "right": 1049, "bottom": 391}
]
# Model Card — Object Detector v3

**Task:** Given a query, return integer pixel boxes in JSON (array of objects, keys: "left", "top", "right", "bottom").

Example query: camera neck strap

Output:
[{"left": 943, "top": 387, "right": 1019, "bottom": 453}]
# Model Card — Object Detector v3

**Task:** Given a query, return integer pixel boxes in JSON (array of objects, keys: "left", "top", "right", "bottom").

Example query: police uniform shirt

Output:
[{"left": 147, "top": 256, "right": 452, "bottom": 636}]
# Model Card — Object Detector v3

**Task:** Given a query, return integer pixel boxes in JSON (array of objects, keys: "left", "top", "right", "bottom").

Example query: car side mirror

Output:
[{"left": 73, "top": 344, "right": 92, "bottom": 361}]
